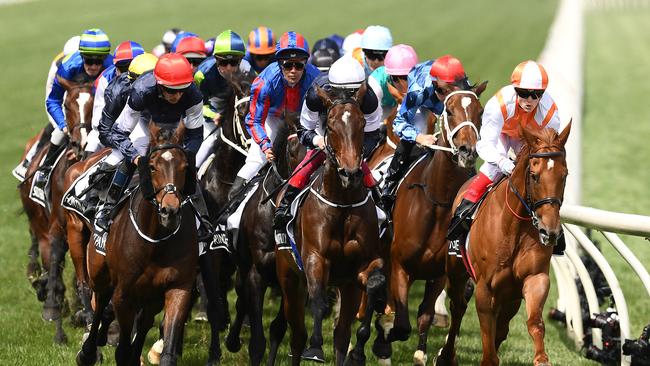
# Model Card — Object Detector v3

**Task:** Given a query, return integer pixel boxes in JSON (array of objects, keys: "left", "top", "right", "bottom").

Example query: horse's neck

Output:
[
  {"left": 220, "top": 95, "right": 237, "bottom": 140},
  {"left": 424, "top": 150, "right": 467, "bottom": 201},
  {"left": 320, "top": 162, "right": 365, "bottom": 204}
]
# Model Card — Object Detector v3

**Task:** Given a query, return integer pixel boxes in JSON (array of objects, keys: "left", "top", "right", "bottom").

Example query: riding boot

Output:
[
  {"left": 190, "top": 187, "right": 214, "bottom": 243},
  {"left": 82, "top": 162, "right": 116, "bottom": 217},
  {"left": 228, "top": 176, "right": 247, "bottom": 201},
  {"left": 447, "top": 198, "right": 475, "bottom": 241},
  {"left": 380, "top": 140, "right": 415, "bottom": 212},
  {"left": 273, "top": 185, "right": 301, "bottom": 249},
  {"left": 94, "top": 160, "right": 135, "bottom": 232},
  {"left": 32, "top": 141, "right": 65, "bottom": 192}
]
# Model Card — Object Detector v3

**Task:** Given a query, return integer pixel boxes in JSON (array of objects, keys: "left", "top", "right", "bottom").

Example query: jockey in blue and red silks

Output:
[{"left": 227, "top": 31, "right": 320, "bottom": 200}]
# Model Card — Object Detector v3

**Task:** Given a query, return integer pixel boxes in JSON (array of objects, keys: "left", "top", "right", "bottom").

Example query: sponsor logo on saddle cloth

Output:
[
  {"left": 61, "top": 156, "right": 109, "bottom": 223},
  {"left": 29, "top": 148, "right": 66, "bottom": 209},
  {"left": 93, "top": 231, "right": 108, "bottom": 256}
]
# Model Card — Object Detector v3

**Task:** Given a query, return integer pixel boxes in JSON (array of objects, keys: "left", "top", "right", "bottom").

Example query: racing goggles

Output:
[{"left": 515, "top": 88, "right": 545, "bottom": 100}]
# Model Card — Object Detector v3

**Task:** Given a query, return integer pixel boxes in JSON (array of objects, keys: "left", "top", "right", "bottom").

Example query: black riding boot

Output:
[
  {"left": 228, "top": 176, "right": 247, "bottom": 201},
  {"left": 380, "top": 140, "right": 415, "bottom": 212},
  {"left": 32, "top": 141, "right": 65, "bottom": 192},
  {"left": 94, "top": 161, "right": 135, "bottom": 232},
  {"left": 82, "top": 162, "right": 116, "bottom": 217},
  {"left": 273, "top": 185, "right": 301, "bottom": 248},
  {"left": 190, "top": 186, "right": 214, "bottom": 243},
  {"left": 447, "top": 198, "right": 475, "bottom": 241}
]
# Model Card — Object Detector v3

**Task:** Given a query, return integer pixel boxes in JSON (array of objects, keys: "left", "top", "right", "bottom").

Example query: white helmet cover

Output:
[
  {"left": 63, "top": 35, "right": 81, "bottom": 56},
  {"left": 328, "top": 55, "right": 366, "bottom": 89}
]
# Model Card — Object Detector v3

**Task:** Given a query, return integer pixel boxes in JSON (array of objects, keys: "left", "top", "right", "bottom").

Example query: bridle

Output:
[
  {"left": 508, "top": 149, "right": 566, "bottom": 235},
  {"left": 427, "top": 90, "right": 480, "bottom": 155},
  {"left": 323, "top": 97, "right": 363, "bottom": 178},
  {"left": 219, "top": 93, "right": 251, "bottom": 156}
]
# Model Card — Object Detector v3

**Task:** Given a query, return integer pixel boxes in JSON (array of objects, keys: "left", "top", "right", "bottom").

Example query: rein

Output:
[
  {"left": 423, "top": 90, "right": 479, "bottom": 155},
  {"left": 128, "top": 185, "right": 192, "bottom": 243},
  {"left": 220, "top": 94, "right": 251, "bottom": 157},
  {"left": 506, "top": 150, "right": 565, "bottom": 231}
]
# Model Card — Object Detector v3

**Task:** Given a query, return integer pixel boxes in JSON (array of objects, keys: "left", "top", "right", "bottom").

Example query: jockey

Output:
[
  {"left": 244, "top": 26, "right": 276, "bottom": 74},
  {"left": 342, "top": 29, "right": 364, "bottom": 55},
  {"left": 94, "top": 53, "right": 211, "bottom": 237},
  {"left": 193, "top": 29, "right": 254, "bottom": 169},
  {"left": 175, "top": 35, "right": 208, "bottom": 71},
  {"left": 13, "top": 35, "right": 79, "bottom": 180},
  {"left": 352, "top": 25, "right": 393, "bottom": 76},
  {"left": 368, "top": 44, "right": 419, "bottom": 121},
  {"left": 326, "top": 34, "right": 344, "bottom": 54},
  {"left": 380, "top": 55, "right": 472, "bottom": 211},
  {"left": 310, "top": 37, "right": 341, "bottom": 72},
  {"left": 273, "top": 56, "right": 384, "bottom": 242},
  {"left": 447, "top": 60, "right": 561, "bottom": 240},
  {"left": 32, "top": 29, "right": 112, "bottom": 192},
  {"left": 80, "top": 53, "right": 158, "bottom": 215},
  {"left": 86, "top": 41, "right": 144, "bottom": 155},
  {"left": 152, "top": 27, "right": 182, "bottom": 57},
  {"left": 170, "top": 31, "right": 198, "bottom": 53},
  {"left": 228, "top": 31, "right": 320, "bottom": 199}
]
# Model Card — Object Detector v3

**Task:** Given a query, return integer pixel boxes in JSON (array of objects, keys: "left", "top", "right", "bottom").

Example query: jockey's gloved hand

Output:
[{"left": 498, "top": 157, "right": 515, "bottom": 175}]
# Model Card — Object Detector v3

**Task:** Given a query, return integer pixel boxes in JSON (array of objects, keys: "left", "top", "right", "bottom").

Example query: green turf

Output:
[{"left": 4, "top": 0, "right": 646, "bottom": 365}]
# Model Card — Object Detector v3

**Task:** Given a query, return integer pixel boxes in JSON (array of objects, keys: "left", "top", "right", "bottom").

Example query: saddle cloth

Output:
[
  {"left": 29, "top": 148, "right": 66, "bottom": 209},
  {"left": 61, "top": 156, "right": 108, "bottom": 223}
]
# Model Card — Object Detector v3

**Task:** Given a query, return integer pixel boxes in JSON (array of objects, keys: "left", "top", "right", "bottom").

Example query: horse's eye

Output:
[{"left": 149, "top": 165, "right": 155, "bottom": 173}]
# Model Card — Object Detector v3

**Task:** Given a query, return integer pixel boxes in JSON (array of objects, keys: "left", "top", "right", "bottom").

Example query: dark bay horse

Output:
[
  {"left": 276, "top": 84, "right": 386, "bottom": 366},
  {"left": 18, "top": 82, "right": 94, "bottom": 343},
  {"left": 227, "top": 112, "right": 305, "bottom": 365},
  {"left": 383, "top": 81, "right": 487, "bottom": 364},
  {"left": 77, "top": 123, "right": 198, "bottom": 366},
  {"left": 440, "top": 123, "right": 571, "bottom": 366}
]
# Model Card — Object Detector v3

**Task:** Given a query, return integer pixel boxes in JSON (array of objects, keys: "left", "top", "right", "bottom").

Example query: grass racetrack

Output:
[{"left": 0, "top": 0, "right": 646, "bottom": 364}]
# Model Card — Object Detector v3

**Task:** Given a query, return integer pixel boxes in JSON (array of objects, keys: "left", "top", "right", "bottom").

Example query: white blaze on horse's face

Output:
[
  {"left": 547, "top": 159, "right": 555, "bottom": 170},
  {"left": 461, "top": 96, "right": 472, "bottom": 118},
  {"left": 342, "top": 111, "right": 351, "bottom": 125},
  {"left": 77, "top": 92, "right": 91, "bottom": 147},
  {"left": 161, "top": 151, "right": 174, "bottom": 162}
]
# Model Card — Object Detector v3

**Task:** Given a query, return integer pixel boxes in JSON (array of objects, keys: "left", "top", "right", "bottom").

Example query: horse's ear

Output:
[
  {"left": 386, "top": 81, "right": 403, "bottom": 105},
  {"left": 557, "top": 120, "right": 572, "bottom": 147},
  {"left": 434, "top": 80, "right": 453, "bottom": 97},
  {"left": 285, "top": 111, "right": 300, "bottom": 130},
  {"left": 353, "top": 82, "right": 367, "bottom": 103},
  {"left": 149, "top": 121, "right": 161, "bottom": 145},
  {"left": 473, "top": 80, "right": 488, "bottom": 97},
  {"left": 173, "top": 121, "right": 186, "bottom": 145},
  {"left": 316, "top": 85, "right": 332, "bottom": 110}
]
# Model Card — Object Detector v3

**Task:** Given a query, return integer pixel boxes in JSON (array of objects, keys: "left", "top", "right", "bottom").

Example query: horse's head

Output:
[
  {"left": 317, "top": 84, "right": 367, "bottom": 188},
  {"left": 61, "top": 80, "right": 93, "bottom": 160},
  {"left": 517, "top": 121, "right": 571, "bottom": 246},
  {"left": 145, "top": 122, "right": 190, "bottom": 229},
  {"left": 435, "top": 80, "right": 488, "bottom": 168},
  {"left": 228, "top": 71, "right": 254, "bottom": 132}
]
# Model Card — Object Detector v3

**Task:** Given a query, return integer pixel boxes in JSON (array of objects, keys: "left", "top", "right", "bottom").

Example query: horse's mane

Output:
[{"left": 513, "top": 127, "right": 563, "bottom": 175}]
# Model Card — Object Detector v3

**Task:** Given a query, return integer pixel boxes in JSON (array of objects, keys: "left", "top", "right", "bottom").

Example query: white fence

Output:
[{"left": 555, "top": 204, "right": 650, "bottom": 365}]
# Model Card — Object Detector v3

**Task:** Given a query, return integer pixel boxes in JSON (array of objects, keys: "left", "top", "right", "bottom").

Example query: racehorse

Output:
[
  {"left": 438, "top": 123, "right": 571, "bottom": 366},
  {"left": 276, "top": 84, "right": 387, "bottom": 366},
  {"left": 227, "top": 111, "right": 305, "bottom": 365},
  {"left": 77, "top": 122, "right": 199, "bottom": 366},
  {"left": 18, "top": 81, "right": 93, "bottom": 343},
  {"left": 382, "top": 81, "right": 487, "bottom": 365}
]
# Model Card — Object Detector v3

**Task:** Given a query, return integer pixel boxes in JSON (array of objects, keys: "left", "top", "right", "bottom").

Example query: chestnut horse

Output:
[
  {"left": 77, "top": 123, "right": 198, "bottom": 366},
  {"left": 276, "top": 84, "right": 386, "bottom": 366},
  {"left": 383, "top": 81, "right": 487, "bottom": 364},
  {"left": 439, "top": 123, "right": 571, "bottom": 366},
  {"left": 18, "top": 81, "right": 93, "bottom": 343},
  {"left": 227, "top": 112, "right": 304, "bottom": 365}
]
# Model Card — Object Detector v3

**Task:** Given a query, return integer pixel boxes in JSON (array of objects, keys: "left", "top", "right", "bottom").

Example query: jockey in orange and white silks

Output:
[{"left": 448, "top": 60, "right": 561, "bottom": 240}]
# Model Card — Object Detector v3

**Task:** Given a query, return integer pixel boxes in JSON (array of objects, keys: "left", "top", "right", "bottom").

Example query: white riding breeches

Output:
[{"left": 236, "top": 115, "right": 283, "bottom": 181}]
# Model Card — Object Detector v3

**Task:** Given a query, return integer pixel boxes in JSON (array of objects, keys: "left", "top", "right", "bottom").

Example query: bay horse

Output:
[
  {"left": 18, "top": 81, "right": 93, "bottom": 343},
  {"left": 276, "top": 84, "right": 387, "bottom": 366},
  {"left": 439, "top": 123, "right": 571, "bottom": 366},
  {"left": 226, "top": 111, "right": 305, "bottom": 365},
  {"left": 77, "top": 122, "right": 198, "bottom": 366},
  {"left": 383, "top": 81, "right": 487, "bottom": 364}
]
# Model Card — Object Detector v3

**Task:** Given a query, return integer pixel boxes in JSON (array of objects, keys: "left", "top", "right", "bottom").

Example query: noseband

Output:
[
  {"left": 427, "top": 90, "right": 480, "bottom": 156},
  {"left": 323, "top": 98, "right": 364, "bottom": 176},
  {"left": 508, "top": 150, "right": 565, "bottom": 232}
]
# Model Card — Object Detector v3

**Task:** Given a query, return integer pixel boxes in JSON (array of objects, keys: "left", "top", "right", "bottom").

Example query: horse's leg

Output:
[
  {"left": 130, "top": 302, "right": 161, "bottom": 366},
  {"left": 246, "top": 264, "right": 267, "bottom": 365},
  {"left": 388, "top": 257, "right": 412, "bottom": 341},
  {"left": 475, "top": 280, "right": 499, "bottom": 366},
  {"left": 159, "top": 288, "right": 192, "bottom": 366},
  {"left": 76, "top": 289, "right": 111, "bottom": 366},
  {"left": 198, "top": 252, "right": 222, "bottom": 365},
  {"left": 226, "top": 267, "right": 247, "bottom": 353},
  {"left": 331, "top": 283, "right": 360, "bottom": 366},
  {"left": 436, "top": 259, "right": 469, "bottom": 366},
  {"left": 267, "top": 296, "right": 287, "bottom": 366},
  {"left": 495, "top": 299, "right": 522, "bottom": 351},
  {"left": 434, "top": 290, "right": 449, "bottom": 328},
  {"left": 43, "top": 225, "right": 67, "bottom": 323},
  {"left": 413, "top": 278, "right": 445, "bottom": 366},
  {"left": 523, "top": 273, "right": 551, "bottom": 366},
  {"left": 112, "top": 289, "right": 136, "bottom": 365},
  {"left": 68, "top": 216, "right": 93, "bottom": 327},
  {"left": 279, "top": 261, "right": 307, "bottom": 366},
  {"left": 303, "top": 256, "right": 331, "bottom": 362},
  {"left": 27, "top": 229, "right": 42, "bottom": 285}
]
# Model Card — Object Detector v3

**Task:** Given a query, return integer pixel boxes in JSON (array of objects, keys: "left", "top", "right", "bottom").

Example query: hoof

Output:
[
  {"left": 42, "top": 304, "right": 61, "bottom": 321},
  {"left": 301, "top": 347, "right": 325, "bottom": 363},
  {"left": 387, "top": 325, "right": 410, "bottom": 342},
  {"left": 225, "top": 333, "right": 241, "bottom": 353},
  {"left": 75, "top": 349, "right": 98, "bottom": 366},
  {"left": 54, "top": 329, "right": 68, "bottom": 345},
  {"left": 413, "top": 350, "right": 427, "bottom": 366},
  {"left": 344, "top": 351, "right": 366, "bottom": 366},
  {"left": 372, "top": 337, "right": 392, "bottom": 359},
  {"left": 434, "top": 349, "right": 457, "bottom": 366},
  {"left": 147, "top": 339, "right": 164, "bottom": 365},
  {"left": 106, "top": 321, "right": 119, "bottom": 347},
  {"left": 433, "top": 313, "right": 449, "bottom": 328},
  {"left": 194, "top": 311, "right": 208, "bottom": 322}
]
